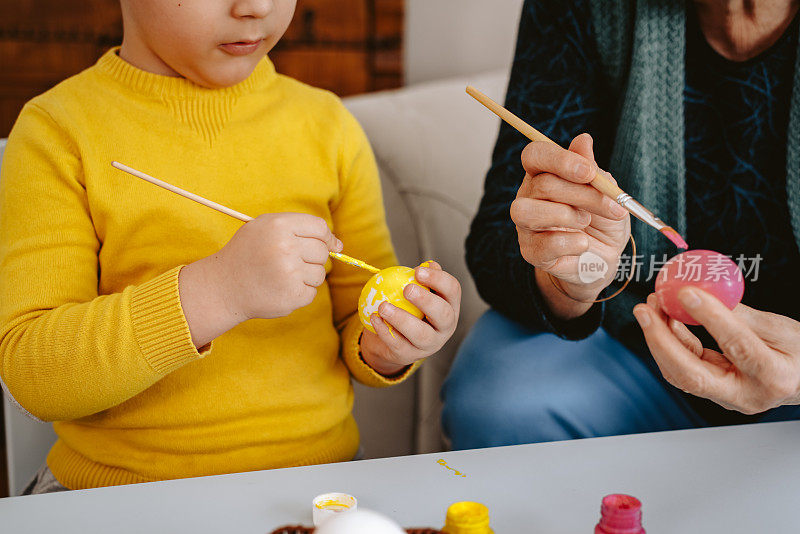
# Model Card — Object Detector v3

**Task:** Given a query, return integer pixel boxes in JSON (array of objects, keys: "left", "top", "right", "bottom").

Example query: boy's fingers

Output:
[
  {"left": 301, "top": 240, "right": 330, "bottom": 265},
  {"left": 404, "top": 284, "right": 456, "bottom": 332},
  {"left": 415, "top": 258, "right": 460, "bottom": 332},
  {"left": 378, "top": 302, "right": 437, "bottom": 352},
  {"left": 302, "top": 264, "right": 326, "bottom": 288},
  {"left": 292, "top": 215, "right": 342, "bottom": 252},
  {"left": 414, "top": 266, "right": 462, "bottom": 311},
  {"left": 320, "top": 231, "right": 342, "bottom": 253},
  {"left": 370, "top": 313, "right": 413, "bottom": 357},
  {"left": 677, "top": 288, "right": 769, "bottom": 377}
]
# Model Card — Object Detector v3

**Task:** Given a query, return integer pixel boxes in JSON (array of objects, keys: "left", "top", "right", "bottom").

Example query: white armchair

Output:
[{"left": 345, "top": 70, "right": 507, "bottom": 455}]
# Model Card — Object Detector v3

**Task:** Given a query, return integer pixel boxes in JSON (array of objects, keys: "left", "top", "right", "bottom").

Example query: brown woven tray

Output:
[{"left": 269, "top": 527, "right": 443, "bottom": 534}]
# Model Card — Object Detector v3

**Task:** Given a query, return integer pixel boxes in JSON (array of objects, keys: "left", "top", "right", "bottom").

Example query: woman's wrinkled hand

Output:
[
  {"left": 634, "top": 288, "right": 800, "bottom": 414},
  {"left": 513, "top": 133, "right": 630, "bottom": 303}
]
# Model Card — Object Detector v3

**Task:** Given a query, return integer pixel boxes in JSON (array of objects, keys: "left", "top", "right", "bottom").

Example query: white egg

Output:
[{"left": 315, "top": 509, "right": 406, "bottom": 534}]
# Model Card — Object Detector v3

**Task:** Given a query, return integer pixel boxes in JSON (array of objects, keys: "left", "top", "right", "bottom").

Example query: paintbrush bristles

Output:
[{"left": 660, "top": 227, "right": 689, "bottom": 250}]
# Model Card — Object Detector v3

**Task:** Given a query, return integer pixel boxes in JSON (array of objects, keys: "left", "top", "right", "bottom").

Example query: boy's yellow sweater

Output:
[{"left": 0, "top": 49, "right": 415, "bottom": 490}]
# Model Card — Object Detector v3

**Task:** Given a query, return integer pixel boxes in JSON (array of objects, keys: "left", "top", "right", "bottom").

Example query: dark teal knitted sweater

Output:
[{"left": 467, "top": 0, "right": 800, "bottom": 423}]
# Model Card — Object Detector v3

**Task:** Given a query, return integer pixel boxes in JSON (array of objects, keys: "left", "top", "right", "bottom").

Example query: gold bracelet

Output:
[{"left": 547, "top": 234, "right": 637, "bottom": 304}]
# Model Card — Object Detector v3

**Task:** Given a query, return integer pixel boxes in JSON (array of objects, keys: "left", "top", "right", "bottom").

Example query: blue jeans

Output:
[{"left": 441, "top": 310, "right": 800, "bottom": 450}]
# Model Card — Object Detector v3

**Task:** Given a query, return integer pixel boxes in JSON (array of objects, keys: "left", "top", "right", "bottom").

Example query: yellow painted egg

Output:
[{"left": 358, "top": 266, "right": 426, "bottom": 334}]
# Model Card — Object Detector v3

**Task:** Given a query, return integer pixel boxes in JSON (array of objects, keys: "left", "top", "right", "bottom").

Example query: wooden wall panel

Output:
[
  {"left": 371, "top": 0, "right": 404, "bottom": 91},
  {"left": 0, "top": 0, "right": 122, "bottom": 138},
  {"left": 374, "top": 0, "right": 404, "bottom": 41},
  {"left": 0, "top": 0, "right": 122, "bottom": 34},
  {"left": 272, "top": 0, "right": 404, "bottom": 97},
  {"left": 0, "top": 0, "right": 404, "bottom": 138},
  {"left": 272, "top": 49, "right": 372, "bottom": 95},
  {"left": 284, "top": 0, "right": 369, "bottom": 42}
]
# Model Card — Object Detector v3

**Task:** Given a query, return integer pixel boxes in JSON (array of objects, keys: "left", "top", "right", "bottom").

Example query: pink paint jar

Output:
[{"left": 595, "top": 494, "right": 645, "bottom": 534}]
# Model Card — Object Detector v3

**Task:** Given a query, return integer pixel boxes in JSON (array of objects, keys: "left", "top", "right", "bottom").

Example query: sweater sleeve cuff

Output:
[
  {"left": 130, "top": 266, "right": 212, "bottom": 375},
  {"left": 340, "top": 315, "right": 421, "bottom": 388},
  {"left": 525, "top": 261, "right": 605, "bottom": 340}
]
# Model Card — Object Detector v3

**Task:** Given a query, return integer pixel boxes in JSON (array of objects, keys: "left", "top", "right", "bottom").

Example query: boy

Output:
[{"left": 0, "top": 0, "right": 461, "bottom": 492}]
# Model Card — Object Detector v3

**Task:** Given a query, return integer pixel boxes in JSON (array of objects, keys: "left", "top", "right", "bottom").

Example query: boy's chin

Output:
[{"left": 189, "top": 57, "right": 264, "bottom": 89}]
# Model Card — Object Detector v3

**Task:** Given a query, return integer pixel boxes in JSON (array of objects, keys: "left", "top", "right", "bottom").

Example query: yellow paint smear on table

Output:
[{"left": 437, "top": 458, "right": 467, "bottom": 477}]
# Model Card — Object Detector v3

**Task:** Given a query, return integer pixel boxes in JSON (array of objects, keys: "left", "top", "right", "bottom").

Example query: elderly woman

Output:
[{"left": 442, "top": 0, "right": 800, "bottom": 449}]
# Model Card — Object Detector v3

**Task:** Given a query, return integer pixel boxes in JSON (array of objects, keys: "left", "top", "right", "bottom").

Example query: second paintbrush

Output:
[{"left": 465, "top": 86, "right": 688, "bottom": 250}]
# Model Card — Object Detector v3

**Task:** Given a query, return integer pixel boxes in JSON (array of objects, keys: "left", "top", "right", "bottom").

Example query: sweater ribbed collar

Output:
[
  {"left": 95, "top": 47, "right": 277, "bottom": 144},
  {"left": 95, "top": 46, "right": 276, "bottom": 101}
]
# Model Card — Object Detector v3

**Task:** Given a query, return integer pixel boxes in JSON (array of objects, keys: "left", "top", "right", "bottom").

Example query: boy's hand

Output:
[
  {"left": 212, "top": 212, "right": 341, "bottom": 320},
  {"left": 180, "top": 212, "right": 340, "bottom": 347},
  {"left": 359, "top": 262, "right": 461, "bottom": 376}
]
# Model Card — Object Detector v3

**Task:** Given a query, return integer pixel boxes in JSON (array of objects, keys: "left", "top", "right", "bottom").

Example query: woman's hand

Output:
[
  {"left": 513, "top": 133, "right": 630, "bottom": 317},
  {"left": 359, "top": 261, "right": 461, "bottom": 376},
  {"left": 633, "top": 288, "right": 800, "bottom": 414}
]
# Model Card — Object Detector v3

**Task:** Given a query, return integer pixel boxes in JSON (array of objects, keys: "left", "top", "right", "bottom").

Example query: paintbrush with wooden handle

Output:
[
  {"left": 110, "top": 161, "right": 381, "bottom": 274},
  {"left": 466, "top": 85, "right": 688, "bottom": 249}
]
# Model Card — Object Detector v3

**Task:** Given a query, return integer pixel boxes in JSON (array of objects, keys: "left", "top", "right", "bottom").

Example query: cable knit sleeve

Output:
[{"left": 466, "top": 0, "right": 616, "bottom": 339}]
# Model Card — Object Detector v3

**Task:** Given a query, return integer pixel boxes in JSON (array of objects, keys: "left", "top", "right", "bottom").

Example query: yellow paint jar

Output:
[
  {"left": 442, "top": 501, "right": 493, "bottom": 534},
  {"left": 312, "top": 492, "right": 358, "bottom": 526}
]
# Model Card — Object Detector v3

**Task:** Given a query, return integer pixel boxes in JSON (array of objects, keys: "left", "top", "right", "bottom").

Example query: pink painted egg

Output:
[{"left": 654, "top": 250, "right": 744, "bottom": 326}]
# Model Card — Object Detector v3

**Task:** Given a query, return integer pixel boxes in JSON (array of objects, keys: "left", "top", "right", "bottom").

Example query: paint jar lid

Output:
[
  {"left": 443, "top": 501, "right": 493, "bottom": 534},
  {"left": 312, "top": 492, "right": 358, "bottom": 526},
  {"left": 595, "top": 494, "right": 645, "bottom": 534}
]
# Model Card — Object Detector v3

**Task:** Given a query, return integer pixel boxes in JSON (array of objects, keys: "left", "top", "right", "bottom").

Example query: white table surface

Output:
[{"left": 2, "top": 421, "right": 799, "bottom": 533}]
